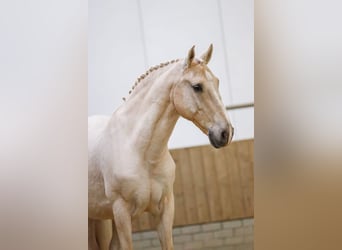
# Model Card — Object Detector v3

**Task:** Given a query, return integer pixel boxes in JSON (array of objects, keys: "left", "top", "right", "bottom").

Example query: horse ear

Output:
[
  {"left": 200, "top": 44, "right": 213, "bottom": 64},
  {"left": 184, "top": 45, "right": 195, "bottom": 68}
]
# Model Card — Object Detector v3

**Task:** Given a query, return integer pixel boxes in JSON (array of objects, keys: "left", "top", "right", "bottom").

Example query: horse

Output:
[{"left": 88, "top": 44, "right": 234, "bottom": 250}]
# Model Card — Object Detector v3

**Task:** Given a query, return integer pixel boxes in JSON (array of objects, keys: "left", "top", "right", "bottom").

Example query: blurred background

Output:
[{"left": 1, "top": 0, "right": 341, "bottom": 250}]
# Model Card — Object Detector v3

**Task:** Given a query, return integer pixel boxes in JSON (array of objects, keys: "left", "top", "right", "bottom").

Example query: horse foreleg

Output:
[
  {"left": 112, "top": 198, "right": 133, "bottom": 250},
  {"left": 88, "top": 219, "right": 100, "bottom": 250},
  {"left": 109, "top": 219, "right": 121, "bottom": 250},
  {"left": 95, "top": 219, "right": 112, "bottom": 250},
  {"left": 156, "top": 193, "right": 175, "bottom": 250}
]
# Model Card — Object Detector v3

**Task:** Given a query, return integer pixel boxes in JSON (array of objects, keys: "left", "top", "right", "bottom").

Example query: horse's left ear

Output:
[
  {"left": 184, "top": 45, "right": 195, "bottom": 69},
  {"left": 200, "top": 44, "right": 213, "bottom": 64}
]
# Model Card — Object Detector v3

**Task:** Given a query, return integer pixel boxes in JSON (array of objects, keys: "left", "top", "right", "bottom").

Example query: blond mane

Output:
[{"left": 122, "top": 59, "right": 180, "bottom": 101}]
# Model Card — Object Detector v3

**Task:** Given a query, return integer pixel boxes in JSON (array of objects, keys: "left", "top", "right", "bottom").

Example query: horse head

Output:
[{"left": 171, "top": 44, "right": 234, "bottom": 148}]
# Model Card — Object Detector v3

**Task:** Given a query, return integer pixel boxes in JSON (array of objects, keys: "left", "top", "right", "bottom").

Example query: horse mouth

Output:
[{"left": 209, "top": 135, "right": 221, "bottom": 148}]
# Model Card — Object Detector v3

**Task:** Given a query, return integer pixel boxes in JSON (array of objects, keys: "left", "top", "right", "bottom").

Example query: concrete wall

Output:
[{"left": 133, "top": 218, "right": 254, "bottom": 250}]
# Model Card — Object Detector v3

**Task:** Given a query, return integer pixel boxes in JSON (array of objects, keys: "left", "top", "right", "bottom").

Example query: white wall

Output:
[{"left": 89, "top": 0, "right": 254, "bottom": 149}]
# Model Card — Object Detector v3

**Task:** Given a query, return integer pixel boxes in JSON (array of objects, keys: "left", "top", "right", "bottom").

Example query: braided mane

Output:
[{"left": 123, "top": 58, "right": 181, "bottom": 101}]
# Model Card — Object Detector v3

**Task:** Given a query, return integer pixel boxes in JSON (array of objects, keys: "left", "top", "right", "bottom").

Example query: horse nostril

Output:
[{"left": 221, "top": 130, "right": 228, "bottom": 141}]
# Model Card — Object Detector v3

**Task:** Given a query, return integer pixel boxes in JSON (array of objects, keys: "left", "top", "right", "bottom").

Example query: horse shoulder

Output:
[
  {"left": 147, "top": 153, "right": 175, "bottom": 215},
  {"left": 163, "top": 152, "right": 176, "bottom": 182}
]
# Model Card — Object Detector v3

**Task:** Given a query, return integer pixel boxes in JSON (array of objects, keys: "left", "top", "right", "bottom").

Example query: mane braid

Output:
[{"left": 122, "top": 58, "right": 180, "bottom": 101}]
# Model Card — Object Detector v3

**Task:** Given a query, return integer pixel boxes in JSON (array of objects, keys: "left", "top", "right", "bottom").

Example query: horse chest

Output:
[
  {"left": 129, "top": 171, "right": 169, "bottom": 216},
  {"left": 150, "top": 177, "right": 167, "bottom": 205}
]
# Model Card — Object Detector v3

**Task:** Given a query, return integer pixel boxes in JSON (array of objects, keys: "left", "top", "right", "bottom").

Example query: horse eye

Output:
[{"left": 192, "top": 83, "right": 203, "bottom": 92}]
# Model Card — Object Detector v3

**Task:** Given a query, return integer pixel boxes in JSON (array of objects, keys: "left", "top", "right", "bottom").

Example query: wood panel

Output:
[
  {"left": 201, "top": 146, "right": 223, "bottom": 221},
  {"left": 173, "top": 152, "right": 187, "bottom": 224},
  {"left": 215, "top": 145, "right": 234, "bottom": 220},
  {"left": 133, "top": 139, "right": 254, "bottom": 232},
  {"left": 178, "top": 148, "right": 198, "bottom": 223},
  {"left": 189, "top": 147, "right": 210, "bottom": 223}
]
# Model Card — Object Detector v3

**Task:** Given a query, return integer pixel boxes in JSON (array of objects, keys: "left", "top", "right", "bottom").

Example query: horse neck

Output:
[{"left": 112, "top": 63, "right": 181, "bottom": 162}]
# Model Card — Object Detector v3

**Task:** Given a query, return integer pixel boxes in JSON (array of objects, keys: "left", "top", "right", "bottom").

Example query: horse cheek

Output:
[{"left": 173, "top": 87, "right": 194, "bottom": 120}]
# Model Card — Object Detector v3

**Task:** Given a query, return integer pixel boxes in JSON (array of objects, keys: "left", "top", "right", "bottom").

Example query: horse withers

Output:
[{"left": 88, "top": 44, "right": 234, "bottom": 250}]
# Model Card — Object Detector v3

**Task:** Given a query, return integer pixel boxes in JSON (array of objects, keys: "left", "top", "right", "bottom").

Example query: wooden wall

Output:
[{"left": 132, "top": 139, "right": 254, "bottom": 232}]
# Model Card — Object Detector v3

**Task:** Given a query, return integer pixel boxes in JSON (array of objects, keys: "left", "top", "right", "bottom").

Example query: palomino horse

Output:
[{"left": 88, "top": 45, "right": 234, "bottom": 250}]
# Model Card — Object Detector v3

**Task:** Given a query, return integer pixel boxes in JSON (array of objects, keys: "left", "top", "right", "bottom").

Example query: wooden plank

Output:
[
  {"left": 244, "top": 140, "right": 254, "bottom": 216},
  {"left": 235, "top": 141, "right": 251, "bottom": 217},
  {"left": 214, "top": 146, "right": 234, "bottom": 220},
  {"left": 248, "top": 139, "right": 254, "bottom": 159},
  {"left": 226, "top": 143, "right": 245, "bottom": 218},
  {"left": 201, "top": 145, "right": 223, "bottom": 221},
  {"left": 189, "top": 146, "right": 210, "bottom": 222},
  {"left": 132, "top": 217, "right": 141, "bottom": 232},
  {"left": 245, "top": 140, "right": 254, "bottom": 216},
  {"left": 178, "top": 148, "right": 198, "bottom": 224},
  {"left": 171, "top": 149, "right": 188, "bottom": 226},
  {"left": 138, "top": 212, "right": 151, "bottom": 231}
]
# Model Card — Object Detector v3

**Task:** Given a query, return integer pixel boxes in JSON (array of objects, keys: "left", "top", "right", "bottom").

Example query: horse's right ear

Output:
[{"left": 184, "top": 45, "right": 195, "bottom": 69}]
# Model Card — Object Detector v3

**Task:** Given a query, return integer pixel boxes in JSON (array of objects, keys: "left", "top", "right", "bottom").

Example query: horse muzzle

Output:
[{"left": 208, "top": 124, "right": 234, "bottom": 148}]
